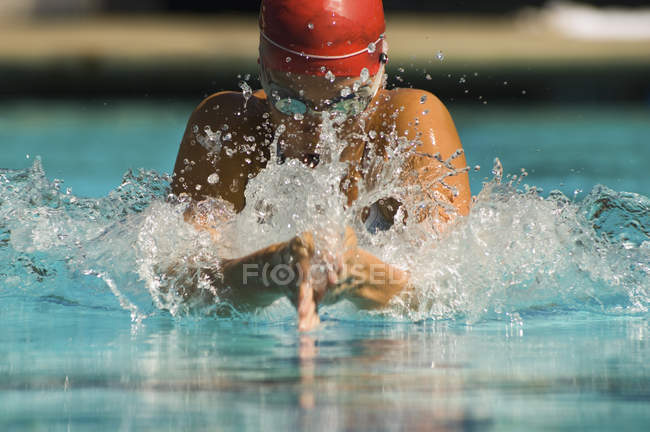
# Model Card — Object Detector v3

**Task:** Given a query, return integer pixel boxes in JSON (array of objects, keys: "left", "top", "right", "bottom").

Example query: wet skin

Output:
[{"left": 171, "top": 73, "right": 470, "bottom": 331}]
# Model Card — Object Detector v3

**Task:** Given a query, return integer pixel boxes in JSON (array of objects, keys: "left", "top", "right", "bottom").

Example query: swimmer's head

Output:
[
  {"left": 259, "top": 0, "right": 387, "bottom": 77},
  {"left": 258, "top": 0, "right": 388, "bottom": 119}
]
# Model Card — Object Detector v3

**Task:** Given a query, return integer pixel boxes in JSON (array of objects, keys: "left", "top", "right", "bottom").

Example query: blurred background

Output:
[
  {"left": 1, "top": 0, "right": 649, "bottom": 100},
  {"left": 1, "top": 0, "right": 649, "bottom": 196}
]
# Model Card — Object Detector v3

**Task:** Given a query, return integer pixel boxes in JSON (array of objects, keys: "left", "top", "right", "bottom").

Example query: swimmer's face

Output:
[{"left": 260, "top": 64, "right": 384, "bottom": 123}]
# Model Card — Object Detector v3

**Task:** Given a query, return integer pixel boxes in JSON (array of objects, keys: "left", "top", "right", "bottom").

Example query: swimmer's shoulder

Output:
[
  {"left": 172, "top": 90, "right": 272, "bottom": 207},
  {"left": 178, "top": 90, "right": 271, "bottom": 156},
  {"left": 367, "top": 87, "right": 470, "bottom": 214},
  {"left": 374, "top": 88, "right": 454, "bottom": 129},
  {"left": 189, "top": 90, "right": 269, "bottom": 126},
  {"left": 368, "top": 88, "right": 460, "bottom": 152}
]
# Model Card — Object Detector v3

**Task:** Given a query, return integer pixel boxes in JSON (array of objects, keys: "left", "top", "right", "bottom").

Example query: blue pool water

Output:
[{"left": 1, "top": 100, "right": 649, "bottom": 430}]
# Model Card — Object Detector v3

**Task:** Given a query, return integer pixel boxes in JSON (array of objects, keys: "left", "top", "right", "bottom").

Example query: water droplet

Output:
[
  {"left": 223, "top": 132, "right": 232, "bottom": 141},
  {"left": 285, "top": 57, "right": 292, "bottom": 63},
  {"left": 522, "top": 90, "right": 527, "bottom": 95},
  {"left": 459, "top": 77, "right": 466, "bottom": 84},
  {"left": 325, "top": 70, "right": 336, "bottom": 83},
  {"left": 195, "top": 184, "right": 202, "bottom": 191},
  {"left": 367, "top": 42, "right": 376, "bottom": 53},
  {"left": 491, "top": 157, "right": 503, "bottom": 183},
  {"left": 360, "top": 67, "right": 370, "bottom": 83},
  {"left": 422, "top": 110, "right": 429, "bottom": 115},
  {"left": 238, "top": 81, "right": 252, "bottom": 105},
  {"left": 207, "top": 173, "right": 219, "bottom": 184},
  {"left": 425, "top": 74, "right": 432, "bottom": 80},
  {"left": 369, "top": 130, "right": 377, "bottom": 139},
  {"left": 293, "top": 113, "right": 304, "bottom": 121},
  {"left": 320, "top": 66, "right": 327, "bottom": 73},
  {"left": 192, "top": 124, "right": 199, "bottom": 133},
  {"left": 340, "top": 87, "right": 352, "bottom": 97},
  {"left": 398, "top": 67, "right": 405, "bottom": 73},
  {"left": 307, "top": 22, "right": 314, "bottom": 30},
  {"left": 420, "top": 95, "right": 427, "bottom": 104},
  {"left": 436, "top": 50, "right": 444, "bottom": 61},
  {"left": 474, "top": 165, "right": 481, "bottom": 172},
  {"left": 327, "top": 41, "right": 333, "bottom": 47}
]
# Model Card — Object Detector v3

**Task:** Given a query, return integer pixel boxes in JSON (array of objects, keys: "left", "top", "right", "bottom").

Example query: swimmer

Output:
[{"left": 171, "top": 0, "right": 470, "bottom": 330}]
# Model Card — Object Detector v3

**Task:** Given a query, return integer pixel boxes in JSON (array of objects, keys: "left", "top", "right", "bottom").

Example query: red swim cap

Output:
[{"left": 259, "top": 0, "right": 386, "bottom": 77}]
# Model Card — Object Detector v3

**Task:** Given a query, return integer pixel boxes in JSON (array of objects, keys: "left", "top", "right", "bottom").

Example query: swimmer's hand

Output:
[{"left": 282, "top": 231, "right": 337, "bottom": 331}]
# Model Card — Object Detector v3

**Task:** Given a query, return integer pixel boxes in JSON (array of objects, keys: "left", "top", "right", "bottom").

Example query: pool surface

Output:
[{"left": 1, "top": 100, "right": 649, "bottom": 431}]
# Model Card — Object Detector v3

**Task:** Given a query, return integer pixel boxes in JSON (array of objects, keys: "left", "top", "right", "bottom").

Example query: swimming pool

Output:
[{"left": 1, "top": 100, "right": 648, "bottom": 430}]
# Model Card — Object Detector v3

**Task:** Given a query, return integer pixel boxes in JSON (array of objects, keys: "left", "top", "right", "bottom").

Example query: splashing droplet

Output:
[
  {"left": 360, "top": 67, "right": 370, "bottom": 83},
  {"left": 285, "top": 57, "right": 292, "bottom": 63},
  {"left": 340, "top": 87, "right": 352, "bottom": 98},
  {"left": 367, "top": 42, "right": 376, "bottom": 53},
  {"left": 325, "top": 70, "right": 336, "bottom": 83},
  {"left": 207, "top": 173, "right": 219, "bottom": 184},
  {"left": 491, "top": 158, "right": 503, "bottom": 183},
  {"left": 420, "top": 95, "right": 427, "bottom": 104},
  {"left": 425, "top": 74, "right": 432, "bottom": 80},
  {"left": 436, "top": 50, "right": 444, "bottom": 62},
  {"left": 307, "top": 22, "right": 314, "bottom": 30},
  {"left": 293, "top": 113, "right": 304, "bottom": 121},
  {"left": 238, "top": 81, "right": 252, "bottom": 108}
]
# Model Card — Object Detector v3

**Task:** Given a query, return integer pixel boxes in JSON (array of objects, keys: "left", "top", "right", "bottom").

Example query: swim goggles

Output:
[{"left": 261, "top": 65, "right": 385, "bottom": 118}]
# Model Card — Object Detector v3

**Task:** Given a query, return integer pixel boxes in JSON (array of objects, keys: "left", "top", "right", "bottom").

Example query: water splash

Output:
[{"left": 1, "top": 146, "right": 648, "bottom": 325}]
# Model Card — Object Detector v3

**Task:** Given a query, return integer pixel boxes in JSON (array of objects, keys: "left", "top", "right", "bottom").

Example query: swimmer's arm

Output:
[
  {"left": 213, "top": 239, "right": 300, "bottom": 308},
  {"left": 180, "top": 208, "right": 305, "bottom": 309},
  {"left": 323, "top": 227, "right": 410, "bottom": 309},
  {"left": 332, "top": 246, "right": 411, "bottom": 309},
  {"left": 188, "top": 219, "right": 409, "bottom": 311}
]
